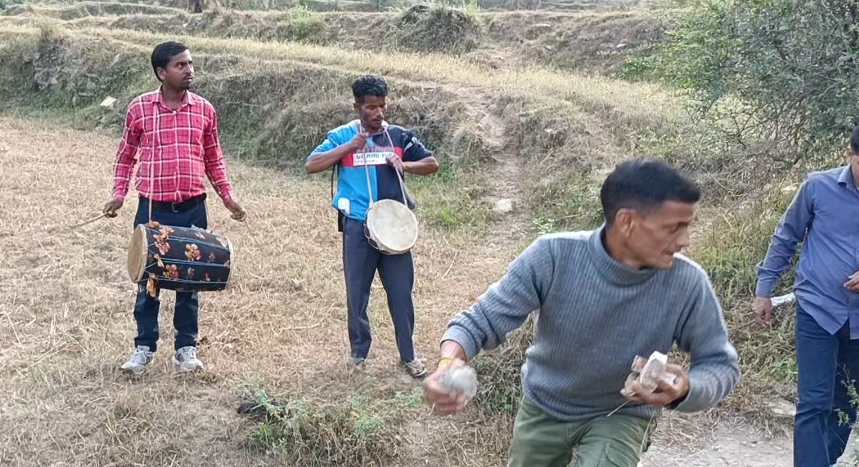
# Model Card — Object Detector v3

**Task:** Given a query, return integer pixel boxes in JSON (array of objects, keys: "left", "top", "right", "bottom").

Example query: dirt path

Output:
[
  {"left": 644, "top": 415, "right": 859, "bottom": 466},
  {"left": 1, "top": 116, "right": 853, "bottom": 466},
  {"left": 642, "top": 416, "right": 795, "bottom": 467}
]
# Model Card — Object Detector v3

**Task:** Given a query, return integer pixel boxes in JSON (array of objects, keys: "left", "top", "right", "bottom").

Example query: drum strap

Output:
[
  {"left": 147, "top": 105, "right": 161, "bottom": 224},
  {"left": 359, "top": 124, "right": 408, "bottom": 208},
  {"left": 357, "top": 124, "right": 411, "bottom": 255},
  {"left": 331, "top": 164, "right": 344, "bottom": 232},
  {"left": 331, "top": 164, "right": 338, "bottom": 201}
]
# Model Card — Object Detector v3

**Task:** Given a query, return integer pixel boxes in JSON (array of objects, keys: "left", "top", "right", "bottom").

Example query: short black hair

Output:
[
  {"left": 600, "top": 157, "right": 701, "bottom": 226},
  {"left": 850, "top": 125, "right": 859, "bottom": 154},
  {"left": 352, "top": 75, "right": 388, "bottom": 103},
  {"left": 150, "top": 41, "right": 189, "bottom": 81}
]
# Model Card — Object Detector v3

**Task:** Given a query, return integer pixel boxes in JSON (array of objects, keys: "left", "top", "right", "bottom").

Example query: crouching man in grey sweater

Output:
[{"left": 422, "top": 157, "right": 740, "bottom": 467}]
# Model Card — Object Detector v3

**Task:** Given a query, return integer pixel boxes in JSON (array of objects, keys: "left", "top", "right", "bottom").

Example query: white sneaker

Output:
[
  {"left": 172, "top": 346, "right": 203, "bottom": 371},
  {"left": 121, "top": 345, "right": 154, "bottom": 374}
]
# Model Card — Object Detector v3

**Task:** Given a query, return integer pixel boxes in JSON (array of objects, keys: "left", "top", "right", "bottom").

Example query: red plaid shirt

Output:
[{"left": 112, "top": 89, "right": 235, "bottom": 203}]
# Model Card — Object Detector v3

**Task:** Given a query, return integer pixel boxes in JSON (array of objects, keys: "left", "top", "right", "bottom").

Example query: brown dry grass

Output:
[
  {"left": 0, "top": 112, "right": 799, "bottom": 466},
  {"left": 0, "top": 115, "right": 522, "bottom": 466},
  {"left": 0, "top": 18, "right": 689, "bottom": 233},
  {"left": 0, "top": 20, "right": 685, "bottom": 131}
]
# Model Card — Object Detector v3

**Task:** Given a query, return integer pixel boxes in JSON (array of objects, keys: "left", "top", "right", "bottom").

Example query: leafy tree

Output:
[{"left": 625, "top": 0, "right": 859, "bottom": 163}]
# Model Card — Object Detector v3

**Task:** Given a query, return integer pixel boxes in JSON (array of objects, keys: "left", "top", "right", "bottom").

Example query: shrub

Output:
[
  {"left": 384, "top": 4, "right": 482, "bottom": 55},
  {"left": 624, "top": 0, "right": 859, "bottom": 164}
]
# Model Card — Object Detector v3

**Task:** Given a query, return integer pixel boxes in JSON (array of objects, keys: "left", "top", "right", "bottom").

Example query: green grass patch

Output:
[
  {"left": 410, "top": 160, "right": 496, "bottom": 233},
  {"left": 237, "top": 380, "right": 425, "bottom": 465},
  {"left": 528, "top": 170, "right": 604, "bottom": 234},
  {"left": 689, "top": 187, "right": 798, "bottom": 312},
  {"left": 685, "top": 184, "right": 802, "bottom": 388}
]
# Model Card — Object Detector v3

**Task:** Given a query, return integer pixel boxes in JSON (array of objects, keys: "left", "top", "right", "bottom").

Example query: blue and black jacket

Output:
[{"left": 308, "top": 119, "right": 434, "bottom": 226}]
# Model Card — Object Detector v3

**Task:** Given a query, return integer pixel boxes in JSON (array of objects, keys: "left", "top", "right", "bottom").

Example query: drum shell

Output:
[{"left": 128, "top": 224, "right": 232, "bottom": 292}]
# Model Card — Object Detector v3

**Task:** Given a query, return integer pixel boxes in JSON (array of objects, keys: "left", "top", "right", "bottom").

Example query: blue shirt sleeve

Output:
[
  {"left": 401, "top": 130, "right": 433, "bottom": 162},
  {"left": 755, "top": 178, "right": 816, "bottom": 297},
  {"left": 307, "top": 130, "right": 341, "bottom": 162}
]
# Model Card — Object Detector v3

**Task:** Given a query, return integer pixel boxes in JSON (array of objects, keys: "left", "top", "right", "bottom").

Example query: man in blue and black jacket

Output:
[{"left": 306, "top": 75, "right": 439, "bottom": 378}]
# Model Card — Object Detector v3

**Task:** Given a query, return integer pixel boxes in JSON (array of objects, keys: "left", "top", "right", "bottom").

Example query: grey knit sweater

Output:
[{"left": 442, "top": 227, "right": 740, "bottom": 422}]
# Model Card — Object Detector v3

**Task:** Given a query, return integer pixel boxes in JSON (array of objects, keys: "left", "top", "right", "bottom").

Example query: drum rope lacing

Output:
[{"left": 147, "top": 103, "right": 159, "bottom": 224}]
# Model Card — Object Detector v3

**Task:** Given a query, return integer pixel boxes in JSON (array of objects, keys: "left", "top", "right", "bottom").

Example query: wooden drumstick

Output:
[{"left": 65, "top": 213, "right": 107, "bottom": 230}]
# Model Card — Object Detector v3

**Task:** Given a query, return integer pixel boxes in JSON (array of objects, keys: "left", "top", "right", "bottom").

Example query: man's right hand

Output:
[
  {"left": 348, "top": 132, "right": 369, "bottom": 152},
  {"left": 103, "top": 198, "right": 123, "bottom": 218},
  {"left": 753, "top": 296, "right": 773, "bottom": 326},
  {"left": 423, "top": 358, "right": 469, "bottom": 415}
]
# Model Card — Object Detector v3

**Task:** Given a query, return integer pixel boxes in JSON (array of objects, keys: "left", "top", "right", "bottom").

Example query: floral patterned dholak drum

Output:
[{"left": 127, "top": 222, "right": 233, "bottom": 296}]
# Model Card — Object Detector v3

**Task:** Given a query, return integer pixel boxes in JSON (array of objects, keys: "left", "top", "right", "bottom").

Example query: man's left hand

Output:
[
  {"left": 845, "top": 270, "right": 859, "bottom": 292},
  {"left": 387, "top": 155, "right": 405, "bottom": 175},
  {"left": 623, "top": 363, "right": 690, "bottom": 408},
  {"left": 225, "top": 198, "right": 247, "bottom": 222}
]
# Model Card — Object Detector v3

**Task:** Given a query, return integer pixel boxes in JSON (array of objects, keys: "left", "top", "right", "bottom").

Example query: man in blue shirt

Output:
[
  {"left": 754, "top": 126, "right": 859, "bottom": 467},
  {"left": 306, "top": 75, "right": 439, "bottom": 378}
]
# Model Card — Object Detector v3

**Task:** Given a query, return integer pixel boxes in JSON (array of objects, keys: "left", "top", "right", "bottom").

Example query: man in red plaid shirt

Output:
[{"left": 102, "top": 41, "right": 246, "bottom": 374}]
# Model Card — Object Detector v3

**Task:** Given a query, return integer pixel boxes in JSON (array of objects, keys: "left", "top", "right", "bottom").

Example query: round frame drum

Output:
[{"left": 364, "top": 199, "right": 418, "bottom": 255}]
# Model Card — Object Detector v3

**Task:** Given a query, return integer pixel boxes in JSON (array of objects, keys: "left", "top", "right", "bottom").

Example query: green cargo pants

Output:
[{"left": 507, "top": 396, "right": 655, "bottom": 467}]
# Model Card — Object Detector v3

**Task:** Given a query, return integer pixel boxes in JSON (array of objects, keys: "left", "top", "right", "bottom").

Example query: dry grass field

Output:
[
  {"left": 0, "top": 115, "right": 523, "bottom": 466},
  {"left": 0, "top": 113, "right": 822, "bottom": 467},
  {"left": 1, "top": 0, "right": 856, "bottom": 465}
]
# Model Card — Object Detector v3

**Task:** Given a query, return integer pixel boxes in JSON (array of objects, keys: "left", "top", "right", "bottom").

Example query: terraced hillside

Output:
[
  {"left": 1, "top": 0, "right": 642, "bottom": 12},
  {"left": 0, "top": 1, "right": 839, "bottom": 466},
  {"left": 2, "top": 1, "right": 665, "bottom": 74}
]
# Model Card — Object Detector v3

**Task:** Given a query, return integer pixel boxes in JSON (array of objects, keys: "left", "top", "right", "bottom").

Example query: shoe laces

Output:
[
  {"left": 131, "top": 347, "right": 151, "bottom": 364},
  {"left": 179, "top": 347, "right": 197, "bottom": 361}
]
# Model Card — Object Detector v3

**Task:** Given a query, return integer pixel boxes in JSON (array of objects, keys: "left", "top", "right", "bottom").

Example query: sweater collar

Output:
[{"left": 588, "top": 225, "right": 657, "bottom": 285}]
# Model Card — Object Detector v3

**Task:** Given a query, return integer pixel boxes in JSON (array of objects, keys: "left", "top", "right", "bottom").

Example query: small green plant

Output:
[
  {"left": 280, "top": 3, "right": 324, "bottom": 41},
  {"left": 835, "top": 378, "right": 859, "bottom": 465},
  {"left": 287, "top": 2, "right": 312, "bottom": 18},
  {"left": 237, "top": 381, "right": 424, "bottom": 465},
  {"left": 462, "top": 0, "right": 482, "bottom": 13},
  {"left": 533, "top": 217, "right": 557, "bottom": 235}
]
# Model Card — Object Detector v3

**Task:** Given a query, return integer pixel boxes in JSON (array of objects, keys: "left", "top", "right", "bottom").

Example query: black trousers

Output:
[
  {"left": 131, "top": 196, "right": 208, "bottom": 352},
  {"left": 341, "top": 216, "right": 416, "bottom": 362}
]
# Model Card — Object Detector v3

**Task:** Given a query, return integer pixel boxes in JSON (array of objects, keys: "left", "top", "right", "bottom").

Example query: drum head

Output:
[
  {"left": 366, "top": 200, "right": 418, "bottom": 253},
  {"left": 127, "top": 224, "right": 148, "bottom": 283}
]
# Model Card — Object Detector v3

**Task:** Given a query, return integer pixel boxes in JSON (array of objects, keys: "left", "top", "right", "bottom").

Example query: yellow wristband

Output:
[{"left": 437, "top": 357, "right": 453, "bottom": 368}]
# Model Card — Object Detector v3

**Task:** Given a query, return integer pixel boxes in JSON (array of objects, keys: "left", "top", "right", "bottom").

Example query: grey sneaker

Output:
[
  {"left": 348, "top": 356, "right": 366, "bottom": 372},
  {"left": 172, "top": 346, "right": 203, "bottom": 371},
  {"left": 403, "top": 359, "right": 427, "bottom": 378},
  {"left": 121, "top": 345, "right": 154, "bottom": 374}
]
